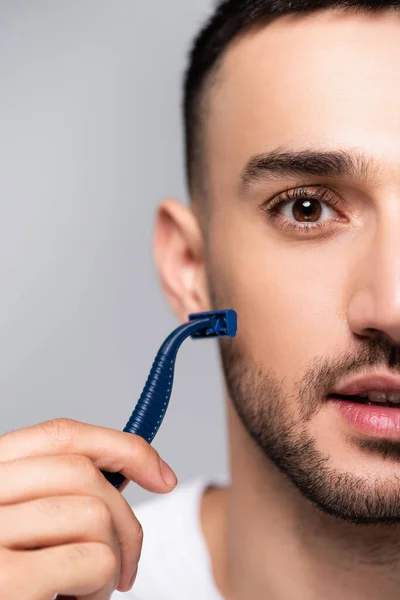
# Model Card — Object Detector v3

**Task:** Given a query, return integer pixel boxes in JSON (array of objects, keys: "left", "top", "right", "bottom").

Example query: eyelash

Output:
[{"left": 261, "top": 185, "right": 344, "bottom": 235}]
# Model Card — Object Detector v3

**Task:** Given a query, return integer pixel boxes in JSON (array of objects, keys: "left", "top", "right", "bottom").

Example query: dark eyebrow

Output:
[{"left": 239, "top": 147, "right": 379, "bottom": 193}]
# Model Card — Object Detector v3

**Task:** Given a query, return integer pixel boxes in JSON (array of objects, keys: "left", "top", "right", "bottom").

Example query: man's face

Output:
[{"left": 202, "top": 10, "right": 400, "bottom": 522}]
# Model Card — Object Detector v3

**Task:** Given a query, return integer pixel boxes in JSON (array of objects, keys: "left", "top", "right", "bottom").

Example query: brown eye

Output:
[
  {"left": 277, "top": 196, "right": 339, "bottom": 223},
  {"left": 292, "top": 198, "right": 322, "bottom": 222}
]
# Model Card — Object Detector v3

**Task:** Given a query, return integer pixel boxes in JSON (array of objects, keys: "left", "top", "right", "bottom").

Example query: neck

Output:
[{"left": 201, "top": 405, "right": 400, "bottom": 600}]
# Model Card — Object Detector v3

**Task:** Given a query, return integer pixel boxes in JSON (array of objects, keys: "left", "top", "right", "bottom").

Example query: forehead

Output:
[{"left": 204, "top": 10, "right": 400, "bottom": 194}]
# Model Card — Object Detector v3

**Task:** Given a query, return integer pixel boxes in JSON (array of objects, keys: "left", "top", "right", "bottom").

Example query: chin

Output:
[{"left": 296, "top": 437, "right": 400, "bottom": 524}]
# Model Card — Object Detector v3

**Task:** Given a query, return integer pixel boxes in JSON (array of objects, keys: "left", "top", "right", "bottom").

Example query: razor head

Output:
[{"left": 189, "top": 309, "right": 237, "bottom": 338}]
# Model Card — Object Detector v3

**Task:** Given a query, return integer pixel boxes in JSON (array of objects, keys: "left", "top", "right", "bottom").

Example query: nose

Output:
[{"left": 347, "top": 212, "right": 400, "bottom": 346}]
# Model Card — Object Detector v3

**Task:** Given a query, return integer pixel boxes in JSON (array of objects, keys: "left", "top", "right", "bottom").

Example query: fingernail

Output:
[
  {"left": 128, "top": 566, "right": 138, "bottom": 590},
  {"left": 159, "top": 457, "right": 177, "bottom": 487},
  {"left": 118, "top": 567, "right": 138, "bottom": 592}
]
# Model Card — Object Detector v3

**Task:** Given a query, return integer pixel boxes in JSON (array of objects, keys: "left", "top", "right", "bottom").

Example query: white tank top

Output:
[{"left": 112, "top": 475, "right": 228, "bottom": 600}]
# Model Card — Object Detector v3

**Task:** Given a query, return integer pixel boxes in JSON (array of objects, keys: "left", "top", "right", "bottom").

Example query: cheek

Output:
[{"left": 208, "top": 213, "right": 348, "bottom": 380}]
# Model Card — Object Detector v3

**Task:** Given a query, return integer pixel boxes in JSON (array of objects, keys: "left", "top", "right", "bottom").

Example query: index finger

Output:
[{"left": 0, "top": 419, "right": 177, "bottom": 493}]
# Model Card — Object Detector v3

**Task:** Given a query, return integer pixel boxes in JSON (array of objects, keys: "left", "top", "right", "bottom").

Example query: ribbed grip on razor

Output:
[
  {"left": 123, "top": 350, "right": 174, "bottom": 442},
  {"left": 101, "top": 351, "right": 175, "bottom": 490}
]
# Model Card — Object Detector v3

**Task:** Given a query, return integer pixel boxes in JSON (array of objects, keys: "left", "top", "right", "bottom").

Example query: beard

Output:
[{"left": 217, "top": 331, "right": 400, "bottom": 525}]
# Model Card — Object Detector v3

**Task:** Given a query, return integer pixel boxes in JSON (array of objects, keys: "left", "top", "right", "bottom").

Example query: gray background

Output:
[{"left": 0, "top": 0, "right": 228, "bottom": 505}]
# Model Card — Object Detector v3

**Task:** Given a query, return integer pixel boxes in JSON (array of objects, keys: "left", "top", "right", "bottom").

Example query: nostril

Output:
[
  {"left": 389, "top": 346, "right": 400, "bottom": 369},
  {"left": 363, "top": 327, "right": 382, "bottom": 340},
  {"left": 363, "top": 329, "right": 400, "bottom": 347}
]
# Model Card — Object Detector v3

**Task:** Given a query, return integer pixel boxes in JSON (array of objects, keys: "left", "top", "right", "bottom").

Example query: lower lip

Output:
[{"left": 332, "top": 398, "right": 400, "bottom": 438}]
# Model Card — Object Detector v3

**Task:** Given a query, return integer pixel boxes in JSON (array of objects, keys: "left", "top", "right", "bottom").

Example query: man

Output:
[{"left": 1, "top": 0, "right": 400, "bottom": 598}]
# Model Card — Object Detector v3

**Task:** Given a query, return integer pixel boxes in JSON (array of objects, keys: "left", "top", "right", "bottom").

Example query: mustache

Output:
[
  {"left": 299, "top": 336, "right": 400, "bottom": 421},
  {"left": 218, "top": 333, "right": 400, "bottom": 421}
]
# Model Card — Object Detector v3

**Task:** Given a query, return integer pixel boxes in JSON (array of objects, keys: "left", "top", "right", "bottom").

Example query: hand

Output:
[{"left": 0, "top": 418, "right": 177, "bottom": 599}]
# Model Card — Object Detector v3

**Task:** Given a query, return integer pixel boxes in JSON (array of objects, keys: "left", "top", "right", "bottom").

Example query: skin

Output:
[
  {"left": 0, "top": 419, "right": 177, "bottom": 599},
  {"left": 153, "top": 8, "right": 400, "bottom": 600}
]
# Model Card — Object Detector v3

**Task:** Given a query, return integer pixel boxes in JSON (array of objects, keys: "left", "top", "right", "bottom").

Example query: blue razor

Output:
[{"left": 102, "top": 309, "right": 237, "bottom": 489}]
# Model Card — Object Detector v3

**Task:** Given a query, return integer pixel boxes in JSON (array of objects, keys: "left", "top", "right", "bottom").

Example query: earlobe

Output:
[{"left": 153, "top": 199, "right": 210, "bottom": 322}]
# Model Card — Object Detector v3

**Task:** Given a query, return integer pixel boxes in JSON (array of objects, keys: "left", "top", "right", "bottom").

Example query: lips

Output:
[{"left": 330, "top": 375, "right": 400, "bottom": 406}]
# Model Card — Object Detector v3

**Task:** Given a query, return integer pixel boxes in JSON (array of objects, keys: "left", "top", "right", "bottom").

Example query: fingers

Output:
[
  {"left": 0, "top": 544, "right": 118, "bottom": 600},
  {"left": 0, "top": 419, "right": 169, "bottom": 598},
  {"left": 0, "top": 455, "right": 143, "bottom": 591},
  {"left": 0, "top": 495, "right": 117, "bottom": 551},
  {"left": 0, "top": 418, "right": 177, "bottom": 493},
  {"left": 0, "top": 496, "right": 124, "bottom": 598},
  {"left": 31, "top": 542, "right": 119, "bottom": 599}
]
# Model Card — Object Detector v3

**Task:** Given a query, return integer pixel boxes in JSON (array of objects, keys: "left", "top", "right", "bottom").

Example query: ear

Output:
[{"left": 153, "top": 199, "right": 211, "bottom": 323}]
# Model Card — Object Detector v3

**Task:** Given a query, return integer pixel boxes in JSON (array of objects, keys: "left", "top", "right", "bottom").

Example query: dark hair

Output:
[{"left": 183, "top": 0, "right": 400, "bottom": 195}]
